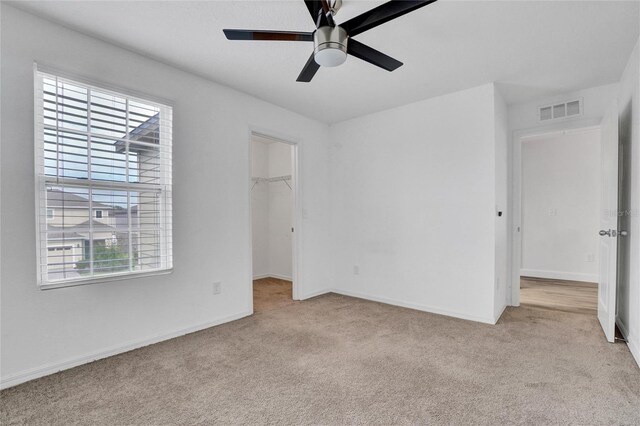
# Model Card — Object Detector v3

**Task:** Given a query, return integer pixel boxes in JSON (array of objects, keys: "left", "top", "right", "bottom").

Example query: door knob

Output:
[
  {"left": 599, "top": 229, "right": 613, "bottom": 237},
  {"left": 619, "top": 230, "right": 629, "bottom": 237}
]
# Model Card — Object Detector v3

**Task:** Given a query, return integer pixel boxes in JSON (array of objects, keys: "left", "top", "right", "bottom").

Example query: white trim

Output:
[
  {"left": 494, "top": 303, "right": 508, "bottom": 324},
  {"left": 331, "top": 289, "right": 496, "bottom": 325},
  {"left": 44, "top": 176, "right": 163, "bottom": 193},
  {"left": 510, "top": 118, "right": 603, "bottom": 306},
  {"left": 520, "top": 269, "right": 598, "bottom": 283},
  {"left": 268, "top": 273, "right": 293, "bottom": 281},
  {"left": 299, "top": 289, "right": 331, "bottom": 300},
  {"left": 614, "top": 319, "right": 640, "bottom": 368},
  {"left": 34, "top": 68, "right": 46, "bottom": 286},
  {"left": 247, "top": 134, "right": 255, "bottom": 314},
  {"left": 33, "top": 66, "right": 174, "bottom": 289},
  {"left": 627, "top": 336, "right": 640, "bottom": 369},
  {"left": 40, "top": 268, "right": 174, "bottom": 290},
  {"left": 0, "top": 310, "right": 252, "bottom": 390},
  {"left": 616, "top": 316, "right": 630, "bottom": 340},
  {"left": 34, "top": 62, "right": 175, "bottom": 107},
  {"left": 247, "top": 127, "right": 302, "bottom": 312},
  {"left": 252, "top": 273, "right": 293, "bottom": 281}
]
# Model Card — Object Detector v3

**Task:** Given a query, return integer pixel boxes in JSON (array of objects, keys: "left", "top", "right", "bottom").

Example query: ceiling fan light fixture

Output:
[
  {"left": 313, "top": 26, "right": 348, "bottom": 67},
  {"left": 224, "top": 0, "right": 438, "bottom": 81},
  {"left": 314, "top": 46, "right": 347, "bottom": 67}
]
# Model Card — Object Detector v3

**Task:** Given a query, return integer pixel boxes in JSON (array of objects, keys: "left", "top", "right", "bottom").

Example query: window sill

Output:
[{"left": 39, "top": 268, "right": 174, "bottom": 290}]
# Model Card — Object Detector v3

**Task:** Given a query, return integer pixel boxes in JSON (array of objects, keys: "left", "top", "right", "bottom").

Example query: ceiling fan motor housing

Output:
[{"left": 313, "top": 26, "right": 348, "bottom": 67}]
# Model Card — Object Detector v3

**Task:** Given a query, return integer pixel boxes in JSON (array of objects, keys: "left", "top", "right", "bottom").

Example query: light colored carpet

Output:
[
  {"left": 1, "top": 293, "right": 639, "bottom": 425},
  {"left": 253, "top": 277, "right": 296, "bottom": 313}
]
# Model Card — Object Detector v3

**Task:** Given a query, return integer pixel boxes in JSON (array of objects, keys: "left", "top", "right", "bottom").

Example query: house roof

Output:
[
  {"left": 111, "top": 205, "right": 137, "bottom": 215},
  {"left": 47, "top": 189, "right": 113, "bottom": 210},
  {"left": 48, "top": 219, "right": 116, "bottom": 232},
  {"left": 115, "top": 113, "right": 159, "bottom": 154},
  {"left": 47, "top": 220, "right": 129, "bottom": 240}
]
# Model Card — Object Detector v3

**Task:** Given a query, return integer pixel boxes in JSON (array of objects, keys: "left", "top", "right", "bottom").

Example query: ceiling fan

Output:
[{"left": 223, "top": 0, "right": 437, "bottom": 82}]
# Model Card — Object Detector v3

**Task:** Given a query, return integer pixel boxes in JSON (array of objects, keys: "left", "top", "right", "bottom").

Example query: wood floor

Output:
[
  {"left": 520, "top": 276, "right": 597, "bottom": 314},
  {"left": 253, "top": 277, "right": 296, "bottom": 313}
]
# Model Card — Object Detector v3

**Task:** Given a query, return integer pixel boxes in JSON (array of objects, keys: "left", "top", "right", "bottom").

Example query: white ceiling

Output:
[{"left": 11, "top": 0, "right": 639, "bottom": 124}]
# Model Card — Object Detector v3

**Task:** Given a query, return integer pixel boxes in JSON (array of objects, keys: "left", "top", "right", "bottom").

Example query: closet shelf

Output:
[
  {"left": 251, "top": 175, "right": 291, "bottom": 182},
  {"left": 251, "top": 175, "right": 292, "bottom": 190}
]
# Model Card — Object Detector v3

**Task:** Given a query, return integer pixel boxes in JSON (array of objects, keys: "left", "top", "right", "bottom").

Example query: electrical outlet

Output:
[
  {"left": 212, "top": 282, "right": 221, "bottom": 295},
  {"left": 549, "top": 208, "right": 558, "bottom": 217},
  {"left": 353, "top": 265, "right": 360, "bottom": 275}
]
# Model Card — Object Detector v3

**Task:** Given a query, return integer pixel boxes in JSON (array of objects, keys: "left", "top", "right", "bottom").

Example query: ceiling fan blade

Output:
[
  {"left": 347, "top": 39, "right": 403, "bottom": 72},
  {"left": 296, "top": 53, "right": 321, "bottom": 82},
  {"left": 304, "top": 0, "right": 329, "bottom": 27},
  {"left": 340, "top": 0, "right": 438, "bottom": 37},
  {"left": 223, "top": 29, "right": 313, "bottom": 42}
]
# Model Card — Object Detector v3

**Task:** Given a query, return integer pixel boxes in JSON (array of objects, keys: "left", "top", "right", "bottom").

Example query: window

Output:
[{"left": 35, "top": 67, "right": 173, "bottom": 287}]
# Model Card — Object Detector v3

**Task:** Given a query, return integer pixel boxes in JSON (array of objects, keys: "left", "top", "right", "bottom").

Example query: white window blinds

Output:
[{"left": 34, "top": 67, "right": 173, "bottom": 287}]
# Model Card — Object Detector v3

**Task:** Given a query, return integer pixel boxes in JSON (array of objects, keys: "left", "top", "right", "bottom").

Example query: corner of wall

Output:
[{"left": 493, "top": 83, "right": 510, "bottom": 319}]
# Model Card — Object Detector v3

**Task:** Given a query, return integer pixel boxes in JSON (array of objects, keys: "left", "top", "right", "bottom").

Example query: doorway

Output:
[
  {"left": 250, "top": 132, "right": 298, "bottom": 313},
  {"left": 514, "top": 126, "right": 602, "bottom": 314}
]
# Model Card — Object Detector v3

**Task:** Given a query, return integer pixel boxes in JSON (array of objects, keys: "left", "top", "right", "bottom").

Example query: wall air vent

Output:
[{"left": 538, "top": 98, "right": 583, "bottom": 122}]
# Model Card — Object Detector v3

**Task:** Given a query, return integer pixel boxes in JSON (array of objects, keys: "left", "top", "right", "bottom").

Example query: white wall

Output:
[
  {"left": 329, "top": 84, "right": 507, "bottom": 324},
  {"left": 508, "top": 83, "right": 619, "bottom": 306},
  {"left": 251, "top": 139, "right": 293, "bottom": 280},
  {"left": 616, "top": 37, "right": 640, "bottom": 367},
  {"left": 268, "top": 142, "right": 292, "bottom": 179},
  {"left": 508, "top": 84, "right": 618, "bottom": 133},
  {"left": 494, "top": 87, "right": 509, "bottom": 319},
  {"left": 267, "top": 143, "right": 293, "bottom": 280},
  {"left": 521, "top": 130, "right": 601, "bottom": 282},
  {"left": 0, "top": 5, "right": 332, "bottom": 388},
  {"left": 506, "top": 41, "right": 639, "bottom": 368},
  {"left": 251, "top": 140, "right": 270, "bottom": 278}
]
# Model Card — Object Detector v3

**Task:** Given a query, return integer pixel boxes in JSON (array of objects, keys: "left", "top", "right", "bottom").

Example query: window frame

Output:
[{"left": 34, "top": 64, "right": 174, "bottom": 289}]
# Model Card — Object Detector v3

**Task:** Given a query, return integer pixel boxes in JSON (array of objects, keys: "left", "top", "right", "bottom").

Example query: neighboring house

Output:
[
  {"left": 45, "top": 188, "right": 121, "bottom": 274},
  {"left": 45, "top": 113, "right": 160, "bottom": 276}
]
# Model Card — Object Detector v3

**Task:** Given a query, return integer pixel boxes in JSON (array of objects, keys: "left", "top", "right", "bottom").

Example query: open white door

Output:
[{"left": 598, "top": 102, "right": 619, "bottom": 343}]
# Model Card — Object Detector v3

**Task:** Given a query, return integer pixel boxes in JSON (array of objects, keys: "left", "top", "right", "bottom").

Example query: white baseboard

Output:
[
  {"left": 331, "top": 288, "right": 496, "bottom": 325},
  {"left": 298, "top": 288, "right": 331, "bottom": 300},
  {"left": 616, "top": 316, "right": 630, "bottom": 339},
  {"left": 268, "top": 273, "right": 292, "bottom": 281},
  {"left": 253, "top": 273, "right": 292, "bottom": 281},
  {"left": 627, "top": 335, "right": 640, "bottom": 369},
  {"left": 0, "top": 310, "right": 252, "bottom": 390},
  {"left": 520, "top": 269, "right": 598, "bottom": 283},
  {"left": 616, "top": 317, "right": 640, "bottom": 369},
  {"left": 494, "top": 302, "right": 508, "bottom": 324}
]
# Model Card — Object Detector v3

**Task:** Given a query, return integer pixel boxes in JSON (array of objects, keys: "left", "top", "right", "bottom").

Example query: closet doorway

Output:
[{"left": 250, "top": 132, "right": 299, "bottom": 313}]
